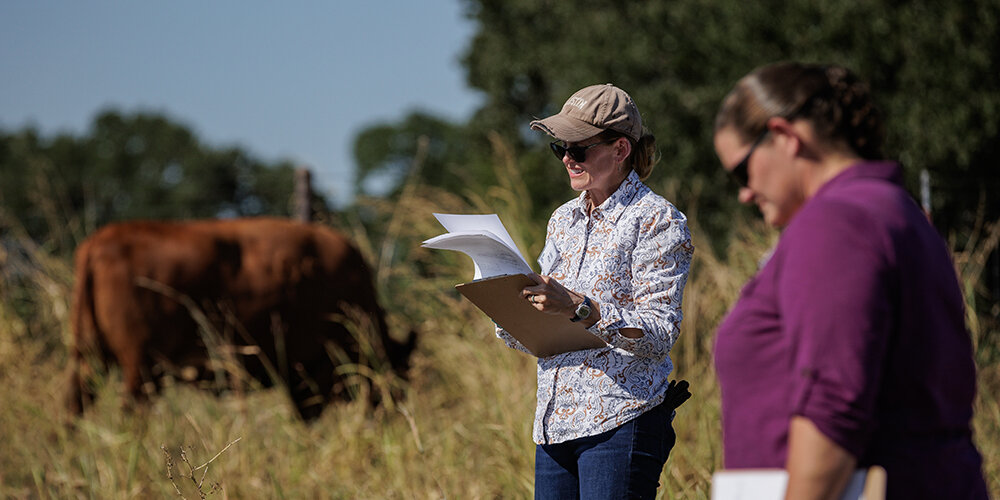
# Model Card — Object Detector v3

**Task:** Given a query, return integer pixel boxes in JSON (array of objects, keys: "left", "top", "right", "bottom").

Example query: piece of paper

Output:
[
  {"left": 421, "top": 213, "right": 532, "bottom": 279},
  {"left": 432, "top": 213, "right": 524, "bottom": 258},
  {"left": 711, "top": 467, "right": 885, "bottom": 500}
]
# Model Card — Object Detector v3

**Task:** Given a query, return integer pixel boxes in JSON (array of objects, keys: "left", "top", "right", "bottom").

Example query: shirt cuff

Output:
[{"left": 588, "top": 300, "right": 626, "bottom": 342}]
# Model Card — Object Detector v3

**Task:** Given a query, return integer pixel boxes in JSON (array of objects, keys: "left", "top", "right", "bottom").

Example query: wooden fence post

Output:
[{"left": 294, "top": 167, "right": 312, "bottom": 223}]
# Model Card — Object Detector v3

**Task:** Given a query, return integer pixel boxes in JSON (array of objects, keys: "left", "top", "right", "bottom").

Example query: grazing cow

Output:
[{"left": 66, "top": 217, "right": 416, "bottom": 421}]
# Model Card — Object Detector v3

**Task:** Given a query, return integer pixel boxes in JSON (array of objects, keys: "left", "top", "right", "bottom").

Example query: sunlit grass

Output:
[{"left": 1, "top": 148, "right": 997, "bottom": 498}]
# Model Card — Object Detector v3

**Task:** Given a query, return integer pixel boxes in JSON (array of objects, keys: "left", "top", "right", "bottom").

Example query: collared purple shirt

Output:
[{"left": 714, "top": 161, "right": 987, "bottom": 499}]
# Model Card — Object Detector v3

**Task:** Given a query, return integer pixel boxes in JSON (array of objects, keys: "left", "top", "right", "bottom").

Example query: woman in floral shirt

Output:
[{"left": 497, "top": 83, "right": 693, "bottom": 499}]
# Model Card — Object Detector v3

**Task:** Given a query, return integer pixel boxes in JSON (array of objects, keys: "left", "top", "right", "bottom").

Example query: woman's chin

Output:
[{"left": 569, "top": 177, "right": 590, "bottom": 192}]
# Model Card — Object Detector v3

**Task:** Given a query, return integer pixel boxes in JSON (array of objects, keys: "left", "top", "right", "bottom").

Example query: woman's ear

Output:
[
  {"left": 615, "top": 137, "right": 632, "bottom": 163},
  {"left": 765, "top": 116, "right": 803, "bottom": 158}
]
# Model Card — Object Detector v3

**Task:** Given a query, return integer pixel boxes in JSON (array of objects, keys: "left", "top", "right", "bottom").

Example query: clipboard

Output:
[{"left": 456, "top": 274, "right": 607, "bottom": 357}]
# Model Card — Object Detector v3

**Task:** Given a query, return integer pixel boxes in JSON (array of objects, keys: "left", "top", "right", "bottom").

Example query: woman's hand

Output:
[
  {"left": 521, "top": 273, "right": 583, "bottom": 320},
  {"left": 521, "top": 274, "right": 643, "bottom": 337}
]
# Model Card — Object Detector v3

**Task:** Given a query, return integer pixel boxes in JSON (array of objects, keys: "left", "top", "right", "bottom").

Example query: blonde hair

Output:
[{"left": 598, "top": 128, "right": 659, "bottom": 180}]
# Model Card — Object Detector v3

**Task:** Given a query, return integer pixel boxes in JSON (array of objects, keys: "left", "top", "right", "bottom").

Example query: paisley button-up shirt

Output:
[{"left": 497, "top": 170, "right": 693, "bottom": 444}]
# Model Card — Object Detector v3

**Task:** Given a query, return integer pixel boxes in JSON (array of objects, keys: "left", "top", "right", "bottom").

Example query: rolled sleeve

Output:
[
  {"left": 591, "top": 213, "right": 693, "bottom": 359},
  {"left": 780, "top": 203, "right": 891, "bottom": 458}
]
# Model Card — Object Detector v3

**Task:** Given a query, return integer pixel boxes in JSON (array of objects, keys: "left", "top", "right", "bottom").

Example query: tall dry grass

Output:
[{"left": 0, "top": 145, "right": 997, "bottom": 498}]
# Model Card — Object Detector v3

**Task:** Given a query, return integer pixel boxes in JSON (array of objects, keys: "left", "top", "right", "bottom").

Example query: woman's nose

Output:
[{"left": 737, "top": 186, "right": 755, "bottom": 204}]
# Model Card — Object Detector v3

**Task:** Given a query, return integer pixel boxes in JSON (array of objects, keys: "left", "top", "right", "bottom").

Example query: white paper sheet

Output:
[
  {"left": 422, "top": 213, "right": 532, "bottom": 280},
  {"left": 711, "top": 469, "right": 875, "bottom": 500}
]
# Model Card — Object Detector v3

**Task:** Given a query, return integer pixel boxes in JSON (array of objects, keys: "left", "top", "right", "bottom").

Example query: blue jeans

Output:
[{"left": 534, "top": 401, "right": 676, "bottom": 499}]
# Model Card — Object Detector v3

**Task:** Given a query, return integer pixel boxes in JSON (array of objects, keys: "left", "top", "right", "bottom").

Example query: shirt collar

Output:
[
  {"left": 813, "top": 160, "right": 903, "bottom": 199},
  {"left": 570, "top": 170, "right": 643, "bottom": 224}
]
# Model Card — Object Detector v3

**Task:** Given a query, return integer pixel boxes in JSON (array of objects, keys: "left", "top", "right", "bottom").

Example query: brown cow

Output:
[{"left": 66, "top": 217, "right": 416, "bottom": 421}]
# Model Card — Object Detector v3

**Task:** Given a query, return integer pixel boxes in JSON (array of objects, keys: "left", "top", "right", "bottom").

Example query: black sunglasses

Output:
[
  {"left": 550, "top": 138, "right": 617, "bottom": 163},
  {"left": 729, "top": 130, "right": 770, "bottom": 187}
]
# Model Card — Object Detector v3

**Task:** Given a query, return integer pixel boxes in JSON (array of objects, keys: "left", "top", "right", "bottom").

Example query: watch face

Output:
[{"left": 572, "top": 297, "right": 592, "bottom": 322}]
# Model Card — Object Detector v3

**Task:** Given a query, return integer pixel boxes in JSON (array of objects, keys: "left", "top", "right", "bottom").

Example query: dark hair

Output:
[
  {"left": 596, "top": 128, "right": 659, "bottom": 180},
  {"left": 714, "top": 62, "right": 885, "bottom": 160}
]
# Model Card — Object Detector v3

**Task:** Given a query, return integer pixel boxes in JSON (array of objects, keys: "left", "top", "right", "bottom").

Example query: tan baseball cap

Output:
[{"left": 530, "top": 83, "right": 642, "bottom": 143}]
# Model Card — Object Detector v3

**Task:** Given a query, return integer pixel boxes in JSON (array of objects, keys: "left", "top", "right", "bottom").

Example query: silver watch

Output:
[{"left": 571, "top": 296, "right": 592, "bottom": 322}]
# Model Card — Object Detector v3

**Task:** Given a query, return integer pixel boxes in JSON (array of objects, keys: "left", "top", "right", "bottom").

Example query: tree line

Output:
[
  {"left": 2, "top": 0, "right": 998, "bottom": 267},
  {"left": 356, "top": 0, "right": 1000, "bottom": 251},
  {"left": 0, "top": 111, "right": 322, "bottom": 257}
]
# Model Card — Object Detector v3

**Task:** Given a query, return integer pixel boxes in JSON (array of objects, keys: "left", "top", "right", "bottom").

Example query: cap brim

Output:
[{"left": 529, "top": 114, "right": 605, "bottom": 143}]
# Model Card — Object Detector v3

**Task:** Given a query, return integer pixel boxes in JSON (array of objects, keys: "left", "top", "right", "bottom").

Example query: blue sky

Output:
[{"left": 0, "top": 1, "right": 482, "bottom": 206}]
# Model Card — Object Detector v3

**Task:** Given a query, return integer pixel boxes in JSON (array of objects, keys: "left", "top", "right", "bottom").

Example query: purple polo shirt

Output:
[{"left": 714, "top": 161, "right": 987, "bottom": 499}]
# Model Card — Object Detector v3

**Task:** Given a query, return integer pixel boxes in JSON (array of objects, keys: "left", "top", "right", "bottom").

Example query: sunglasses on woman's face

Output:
[
  {"left": 729, "top": 130, "right": 770, "bottom": 187},
  {"left": 550, "top": 138, "right": 617, "bottom": 163}
]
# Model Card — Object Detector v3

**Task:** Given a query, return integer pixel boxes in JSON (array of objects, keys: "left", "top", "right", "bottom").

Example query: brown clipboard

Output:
[{"left": 456, "top": 274, "right": 606, "bottom": 357}]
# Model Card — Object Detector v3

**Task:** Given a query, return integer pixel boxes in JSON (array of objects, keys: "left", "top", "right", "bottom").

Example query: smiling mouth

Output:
[{"left": 567, "top": 166, "right": 585, "bottom": 175}]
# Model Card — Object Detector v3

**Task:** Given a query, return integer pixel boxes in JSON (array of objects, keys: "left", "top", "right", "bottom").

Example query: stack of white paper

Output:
[{"left": 421, "top": 213, "right": 532, "bottom": 279}]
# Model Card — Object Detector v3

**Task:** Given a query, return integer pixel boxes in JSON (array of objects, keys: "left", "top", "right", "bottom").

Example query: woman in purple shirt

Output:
[{"left": 712, "top": 62, "right": 988, "bottom": 499}]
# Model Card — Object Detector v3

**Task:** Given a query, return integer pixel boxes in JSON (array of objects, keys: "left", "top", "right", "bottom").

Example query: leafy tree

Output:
[
  {"left": 0, "top": 110, "right": 322, "bottom": 256},
  {"left": 355, "top": 0, "right": 1000, "bottom": 252},
  {"left": 352, "top": 109, "right": 573, "bottom": 222},
  {"left": 353, "top": 111, "right": 487, "bottom": 197}
]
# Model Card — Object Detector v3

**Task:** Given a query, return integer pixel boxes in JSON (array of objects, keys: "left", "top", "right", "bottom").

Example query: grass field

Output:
[{"left": 1, "top": 172, "right": 997, "bottom": 499}]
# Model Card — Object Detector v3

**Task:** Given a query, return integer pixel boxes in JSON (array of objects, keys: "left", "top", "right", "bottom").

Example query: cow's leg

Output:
[
  {"left": 68, "top": 241, "right": 101, "bottom": 418},
  {"left": 117, "top": 346, "right": 150, "bottom": 411},
  {"left": 64, "top": 338, "right": 105, "bottom": 417},
  {"left": 95, "top": 304, "right": 152, "bottom": 412},
  {"left": 90, "top": 261, "right": 157, "bottom": 413},
  {"left": 64, "top": 353, "right": 86, "bottom": 416},
  {"left": 288, "top": 365, "right": 324, "bottom": 421},
  {"left": 287, "top": 357, "right": 335, "bottom": 422}
]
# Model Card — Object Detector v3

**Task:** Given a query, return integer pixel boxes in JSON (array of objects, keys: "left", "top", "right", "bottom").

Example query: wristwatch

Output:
[{"left": 570, "top": 296, "right": 592, "bottom": 323}]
